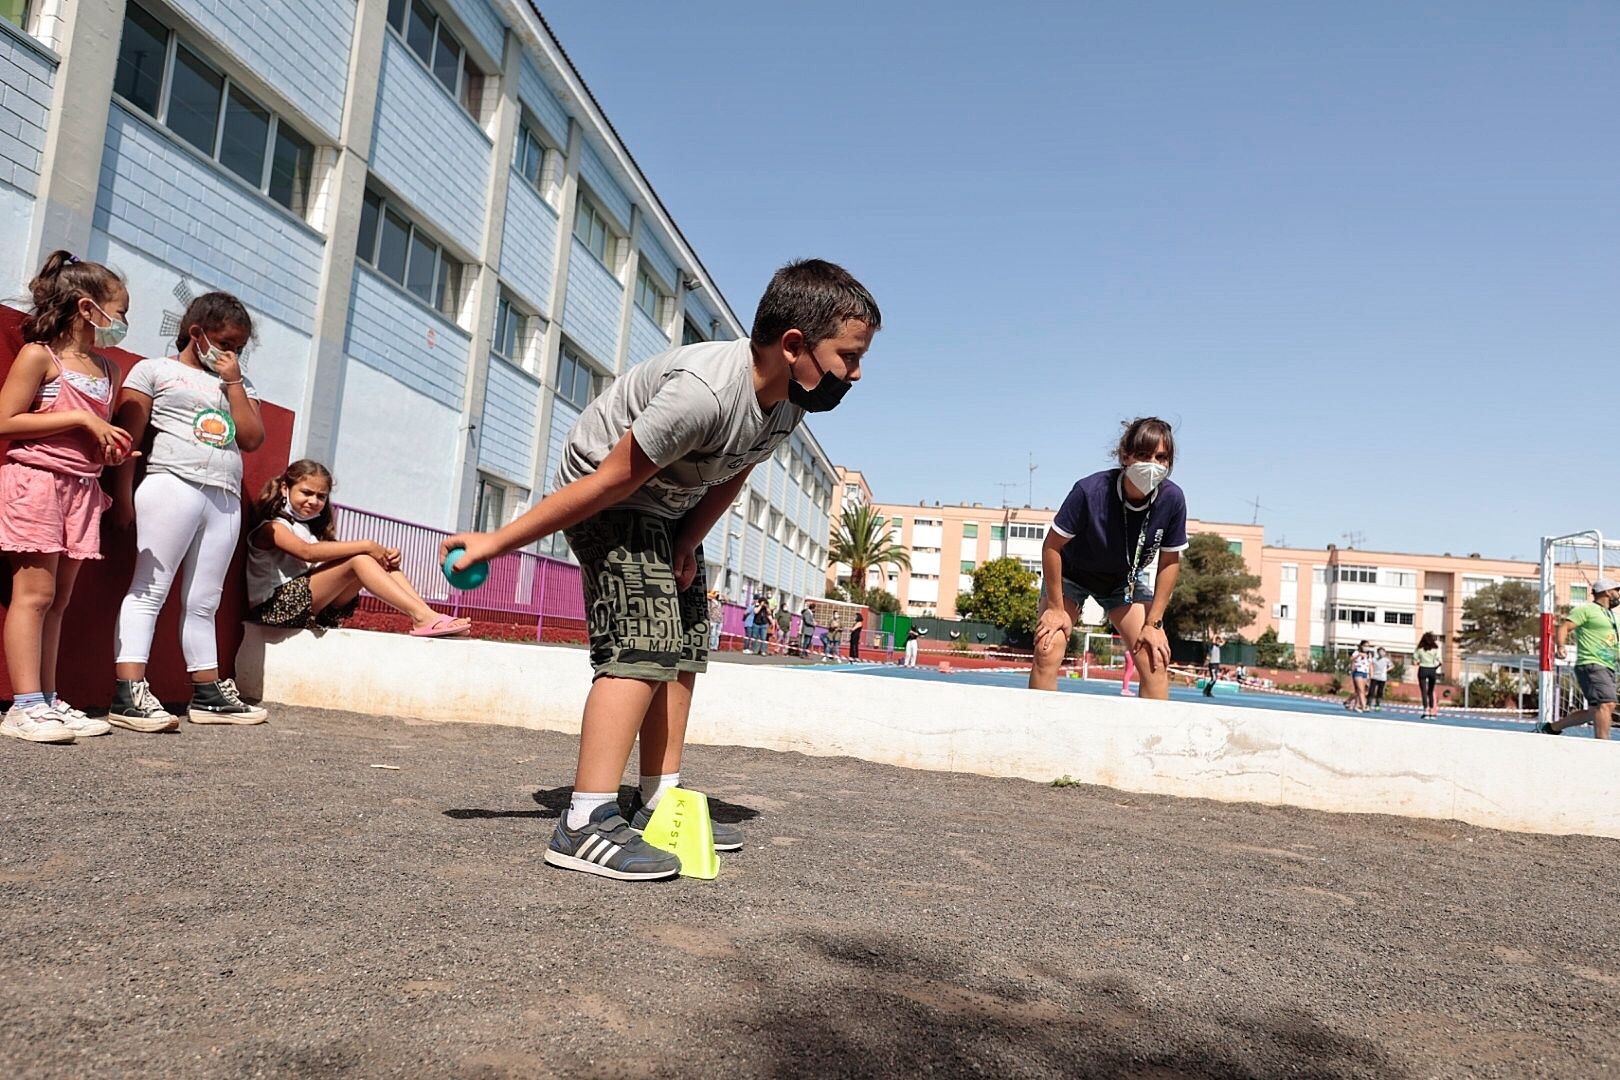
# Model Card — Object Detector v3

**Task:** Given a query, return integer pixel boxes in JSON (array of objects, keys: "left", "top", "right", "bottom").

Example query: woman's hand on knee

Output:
[{"left": 1034, "top": 608, "right": 1072, "bottom": 656}]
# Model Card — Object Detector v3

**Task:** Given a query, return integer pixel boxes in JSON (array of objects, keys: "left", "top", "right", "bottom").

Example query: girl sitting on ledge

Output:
[{"left": 246, "top": 459, "right": 469, "bottom": 638}]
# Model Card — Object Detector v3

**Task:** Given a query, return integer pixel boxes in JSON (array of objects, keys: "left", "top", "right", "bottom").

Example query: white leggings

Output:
[{"left": 115, "top": 472, "right": 241, "bottom": 672}]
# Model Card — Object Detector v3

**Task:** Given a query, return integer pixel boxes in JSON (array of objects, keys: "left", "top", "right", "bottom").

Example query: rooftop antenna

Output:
[
  {"left": 1245, "top": 494, "right": 1267, "bottom": 526},
  {"left": 1341, "top": 530, "right": 1366, "bottom": 550},
  {"left": 1027, "top": 453, "right": 1037, "bottom": 507},
  {"left": 995, "top": 481, "right": 1018, "bottom": 508}
]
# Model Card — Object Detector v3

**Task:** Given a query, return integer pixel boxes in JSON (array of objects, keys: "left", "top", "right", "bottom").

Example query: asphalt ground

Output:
[{"left": 3, "top": 702, "right": 1618, "bottom": 1079}]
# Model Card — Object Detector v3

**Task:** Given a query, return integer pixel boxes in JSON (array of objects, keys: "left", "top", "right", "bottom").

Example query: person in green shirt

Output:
[{"left": 1538, "top": 576, "right": 1620, "bottom": 738}]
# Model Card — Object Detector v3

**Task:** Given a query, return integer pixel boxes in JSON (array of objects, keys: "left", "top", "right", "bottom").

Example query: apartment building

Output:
[
  {"left": 830, "top": 468, "right": 1580, "bottom": 680},
  {"left": 0, "top": 0, "right": 833, "bottom": 611}
]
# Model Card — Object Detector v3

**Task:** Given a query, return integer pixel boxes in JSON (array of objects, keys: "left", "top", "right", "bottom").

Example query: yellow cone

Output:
[{"left": 639, "top": 787, "right": 719, "bottom": 880}]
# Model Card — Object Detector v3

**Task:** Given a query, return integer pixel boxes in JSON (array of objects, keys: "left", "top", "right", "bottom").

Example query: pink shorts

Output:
[{"left": 0, "top": 461, "right": 111, "bottom": 560}]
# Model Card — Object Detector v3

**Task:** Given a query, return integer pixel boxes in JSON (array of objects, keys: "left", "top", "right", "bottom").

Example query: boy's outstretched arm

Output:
[
  {"left": 440, "top": 429, "right": 660, "bottom": 570},
  {"left": 670, "top": 467, "right": 753, "bottom": 589}
]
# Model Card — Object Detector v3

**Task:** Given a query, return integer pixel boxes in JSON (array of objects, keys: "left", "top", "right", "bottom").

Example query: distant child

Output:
[
  {"left": 1120, "top": 647, "right": 1138, "bottom": 696},
  {"left": 109, "top": 292, "right": 267, "bottom": 731},
  {"left": 1414, "top": 632, "right": 1442, "bottom": 718},
  {"left": 1030, "top": 418, "right": 1189, "bottom": 699},
  {"left": 1348, "top": 640, "right": 1373, "bottom": 712},
  {"left": 0, "top": 252, "right": 135, "bottom": 743},
  {"left": 246, "top": 459, "right": 470, "bottom": 637},
  {"left": 903, "top": 625, "right": 920, "bottom": 667},
  {"left": 1369, "top": 647, "right": 1391, "bottom": 709},
  {"left": 442, "top": 259, "right": 880, "bottom": 881}
]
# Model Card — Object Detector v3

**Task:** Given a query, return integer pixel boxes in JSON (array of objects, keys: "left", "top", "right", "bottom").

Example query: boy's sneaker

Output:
[
  {"left": 188, "top": 679, "right": 268, "bottom": 725},
  {"left": 108, "top": 680, "right": 179, "bottom": 733},
  {"left": 626, "top": 790, "right": 744, "bottom": 852},
  {"left": 0, "top": 702, "right": 75, "bottom": 744},
  {"left": 52, "top": 700, "right": 111, "bottom": 738},
  {"left": 544, "top": 803, "right": 680, "bottom": 881},
  {"left": 1534, "top": 722, "right": 1560, "bottom": 735}
]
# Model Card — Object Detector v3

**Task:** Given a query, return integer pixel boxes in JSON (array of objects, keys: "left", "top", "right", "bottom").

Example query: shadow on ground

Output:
[
  {"left": 443, "top": 785, "right": 762, "bottom": 824},
  {"left": 749, "top": 932, "right": 1401, "bottom": 1079}
]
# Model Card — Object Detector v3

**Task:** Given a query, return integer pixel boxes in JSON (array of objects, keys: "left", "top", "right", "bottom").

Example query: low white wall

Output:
[{"left": 235, "top": 626, "right": 1620, "bottom": 839}]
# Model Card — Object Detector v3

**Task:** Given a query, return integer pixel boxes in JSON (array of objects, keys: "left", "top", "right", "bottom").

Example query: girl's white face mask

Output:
[{"left": 1125, "top": 460, "right": 1168, "bottom": 495}]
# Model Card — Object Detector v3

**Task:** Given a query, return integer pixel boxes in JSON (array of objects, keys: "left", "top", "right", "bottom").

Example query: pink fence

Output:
[{"left": 334, "top": 505, "right": 586, "bottom": 638}]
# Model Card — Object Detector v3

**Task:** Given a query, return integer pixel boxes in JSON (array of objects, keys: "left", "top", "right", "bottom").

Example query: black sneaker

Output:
[
  {"left": 544, "top": 803, "right": 680, "bottom": 881},
  {"left": 626, "top": 790, "right": 743, "bottom": 852},
  {"left": 188, "top": 679, "right": 268, "bottom": 725},
  {"left": 108, "top": 679, "right": 179, "bottom": 733},
  {"left": 1534, "top": 722, "right": 1560, "bottom": 735}
]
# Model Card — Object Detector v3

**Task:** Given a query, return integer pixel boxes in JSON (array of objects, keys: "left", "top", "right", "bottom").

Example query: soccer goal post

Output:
[{"left": 1539, "top": 530, "right": 1620, "bottom": 728}]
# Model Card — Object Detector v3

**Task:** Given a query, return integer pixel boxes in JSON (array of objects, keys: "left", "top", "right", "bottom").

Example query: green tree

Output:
[
  {"left": 1164, "top": 533, "right": 1264, "bottom": 642},
  {"left": 829, "top": 498, "right": 911, "bottom": 597},
  {"left": 858, "top": 586, "right": 901, "bottom": 614},
  {"left": 1456, "top": 580, "right": 1540, "bottom": 656},
  {"left": 955, "top": 557, "right": 1039, "bottom": 635},
  {"left": 1253, "top": 627, "right": 1297, "bottom": 669}
]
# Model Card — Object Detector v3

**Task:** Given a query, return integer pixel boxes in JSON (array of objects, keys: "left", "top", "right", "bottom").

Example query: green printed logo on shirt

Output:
[{"left": 191, "top": 407, "right": 236, "bottom": 449}]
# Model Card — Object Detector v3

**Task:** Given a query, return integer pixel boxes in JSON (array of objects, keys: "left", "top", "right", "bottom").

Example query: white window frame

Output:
[
  {"left": 356, "top": 186, "right": 467, "bottom": 321},
  {"left": 573, "top": 192, "right": 623, "bottom": 271},
  {"left": 385, "top": 0, "right": 488, "bottom": 121}
]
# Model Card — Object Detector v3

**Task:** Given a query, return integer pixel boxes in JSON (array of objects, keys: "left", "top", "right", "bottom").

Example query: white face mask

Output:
[
  {"left": 1124, "top": 460, "right": 1168, "bottom": 495},
  {"left": 283, "top": 495, "right": 322, "bottom": 523}
]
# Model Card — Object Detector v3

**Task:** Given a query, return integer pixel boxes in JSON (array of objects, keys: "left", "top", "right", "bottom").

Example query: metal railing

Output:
[{"left": 334, "top": 504, "right": 586, "bottom": 639}]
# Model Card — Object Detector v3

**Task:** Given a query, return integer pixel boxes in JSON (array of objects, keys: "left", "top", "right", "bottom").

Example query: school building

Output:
[
  {"left": 830, "top": 468, "right": 1583, "bottom": 682},
  {"left": 0, "top": 0, "right": 834, "bottom": 612}
]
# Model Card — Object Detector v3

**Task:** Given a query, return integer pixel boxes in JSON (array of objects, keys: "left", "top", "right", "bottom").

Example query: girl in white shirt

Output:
[{"left": 246, "top": 460, "right": 469, "bottom": 639}]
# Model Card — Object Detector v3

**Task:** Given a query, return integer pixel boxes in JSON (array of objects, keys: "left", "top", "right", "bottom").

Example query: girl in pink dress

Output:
[{"left": 0, "top": 251, "right": 135, "bottom": 743}]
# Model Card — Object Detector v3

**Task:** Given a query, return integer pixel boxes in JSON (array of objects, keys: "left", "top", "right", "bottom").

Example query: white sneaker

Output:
[
  {"left": 52, "top": 700, "right": 112, "bottom": 737},
  {"left": 1, "top": 702, "right": 76, "bottom": 744}
]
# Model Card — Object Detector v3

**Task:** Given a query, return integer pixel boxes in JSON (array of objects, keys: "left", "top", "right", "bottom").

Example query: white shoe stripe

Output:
[
  {"left": 577, "top": 836, "right": 601, "bottom": 861},
  {"left": 593, "top": 842, "right": 619, "bottom": 866}
]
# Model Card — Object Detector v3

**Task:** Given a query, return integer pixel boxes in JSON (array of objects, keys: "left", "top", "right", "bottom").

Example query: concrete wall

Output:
[
  {"left": 0, "top": 19, "right": 55, "bottom": 196},
  {"left": 236, "top": 626, "right": 1620, "bottom": 841},
  {"left": 496, "top": 173, "right": 557, "bottom": 314},
  {"left": 560, "top": 237, "right": 621, "bottom": 365},
  {"left": 477, "top": 353, "right": 539, "bottom": 482},
  {"left": 370, "top": 34, "right": 490, "bottom": 254}
]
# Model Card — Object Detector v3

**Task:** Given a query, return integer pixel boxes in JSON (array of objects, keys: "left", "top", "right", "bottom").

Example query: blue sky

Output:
[{"left": 542, "top": 2, "right": 1616, "bottom": 562}]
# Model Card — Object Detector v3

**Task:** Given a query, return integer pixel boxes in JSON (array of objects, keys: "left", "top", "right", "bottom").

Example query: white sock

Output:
[
  {"left": 640, "top": 772, "right": 680, "bottom": 811},
  {"left": 566, "top": 791, "right": 617, "bottom": 830}
]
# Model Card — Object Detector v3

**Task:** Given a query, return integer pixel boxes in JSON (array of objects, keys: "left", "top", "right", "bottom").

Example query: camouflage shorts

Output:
[{"left": 564, "top": 508, "right": 709, "bottom": 682}]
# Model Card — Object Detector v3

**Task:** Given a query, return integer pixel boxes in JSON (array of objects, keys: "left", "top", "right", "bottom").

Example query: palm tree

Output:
[{"left": 830, "top": 498, "right": 911, "bottom": 596}]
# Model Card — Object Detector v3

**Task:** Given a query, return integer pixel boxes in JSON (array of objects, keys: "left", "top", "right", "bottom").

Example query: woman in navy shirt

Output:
[{"left": 1029, "top": 417, "right": 1188, "bottom": 698}]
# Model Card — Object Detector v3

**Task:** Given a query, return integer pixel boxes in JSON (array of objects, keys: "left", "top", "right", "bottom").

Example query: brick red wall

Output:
[{"left": 0, "top": 306, "right": 295, "bottom": 707}]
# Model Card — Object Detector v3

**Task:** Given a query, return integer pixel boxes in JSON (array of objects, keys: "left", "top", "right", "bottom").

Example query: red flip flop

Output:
[{"left": 410, "top": 615, "right": 472, "bottom": 638}]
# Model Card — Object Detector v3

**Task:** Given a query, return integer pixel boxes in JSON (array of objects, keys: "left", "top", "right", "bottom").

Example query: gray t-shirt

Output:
[
  {"left": 124, "top": 356, "right": 259, "bottom": 496},
  {"left": 555, "top": 338, "right": 804, "bottom": 519}
]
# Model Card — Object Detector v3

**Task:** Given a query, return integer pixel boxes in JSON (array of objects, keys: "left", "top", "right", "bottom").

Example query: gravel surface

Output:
[{"left": 3, "top": 703, "right": 1618, "bottom": 1079}]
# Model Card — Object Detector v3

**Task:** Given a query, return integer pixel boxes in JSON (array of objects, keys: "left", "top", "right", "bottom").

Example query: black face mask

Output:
[{"left": 787, "top": 351, "right": 853, "bottom": 413}]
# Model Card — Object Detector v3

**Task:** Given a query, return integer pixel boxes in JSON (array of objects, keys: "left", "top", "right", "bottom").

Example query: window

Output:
[
  {"left": 514, "top": 119, "right": 560, "bottom": 201},
  {"left": 913, "top": 517, "right": 942, "bottom": 528},
  {"left": 1384, "top": 570, "right": 1417, "bottom": 589},
  {"left": 1277, "top": 604, "right": 1290, "bottom": 619},
  {"left": 990, "top": 525, "right": 1005, "bottom": 541},
  {"left": 748, "top": 494, "right": 767, "bottom": 529},
  {"left": 635, "top": 266, "right": 671, "bottom": 324},
  {"left": 386, "top": 0, "right": 487, "bottom": 120},
  {"left": 492, "top": 293, "right": 541, "bottom": 371},
  {"left": 474, "top": 476, "right": 508, "bottom": 533},
  {"left": 1008, "top": 523, "right": 1044, "bottom": 540},
  {"left": 1382, "top": 611, "right": 1416, "bottom": 625},
  {"left": 555, "top": 346, "right": 606, "bottom": 411},
  {"left": 1019, "top": 558, "right": 1042, "bottom": 575},
  {"left": 574, "top": 195, "right": 619, "bottom": 268},
  {"left": 962, "top": 524, "right": 978, "bottom": 539},
  {"left": 1572, "top": 585, "right": 1589, "bottom": 603},
  {"left": 682, "top": 319, "right": 705, "bottom": 345},
  {"left": 1228, "top": 540, "right": 1243, "bottom": 556},
  {"left": 1335, "top": 565, "right": 1377, "bottom": 584},
  {"left": 1, "top": 2, "right": 27, "bottom": 30},
  {"left": 356, "top": 188, "right": 466, "bottom": 319},
  {"left": 115, "top": 4, "right": 316, "bottom": 217},
  {"left": 1280, "top": 565, "right": 1297, "bottom": 583},
  {"left": 1335, "top": 607, "right": 1376, "bottom": 624},
  {"left": 1462, "top": 577, "right": 1494, "bottom": 600},
  {"left": 1312, "top": 567, "right": 1327, "bottom": 585},
  {"left": 960, "top": 560, "right": 976, "bottom": 573}
]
